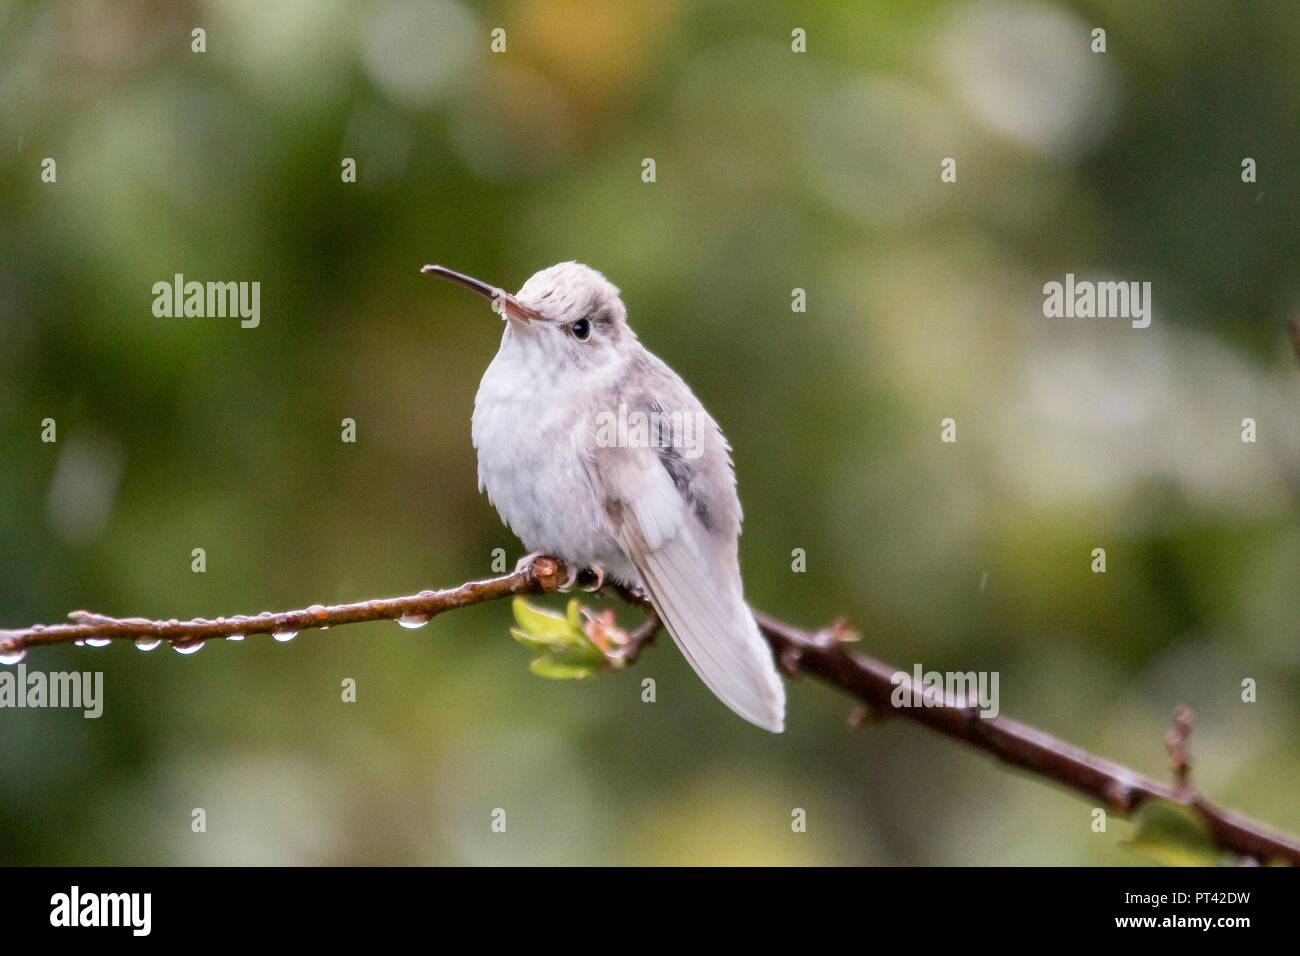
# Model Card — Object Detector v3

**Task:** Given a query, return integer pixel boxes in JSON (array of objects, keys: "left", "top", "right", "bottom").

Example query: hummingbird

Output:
[{"left": 422, "top": 261, "right": 786, "bottom": 732}]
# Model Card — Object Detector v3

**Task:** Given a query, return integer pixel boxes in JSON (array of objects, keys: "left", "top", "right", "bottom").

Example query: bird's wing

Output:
[{"left": 588, "top": 438, "right": 786, "bottom": 733}]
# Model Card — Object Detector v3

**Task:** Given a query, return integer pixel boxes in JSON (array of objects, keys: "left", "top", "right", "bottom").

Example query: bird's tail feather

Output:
[{"left": 634, "top": 533, "right": 786, "bottom": 733}]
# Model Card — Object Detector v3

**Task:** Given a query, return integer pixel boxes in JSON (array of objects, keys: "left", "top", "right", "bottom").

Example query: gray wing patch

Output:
[{"left": 647, "top": 401, "right": 713, "bottom": 531}]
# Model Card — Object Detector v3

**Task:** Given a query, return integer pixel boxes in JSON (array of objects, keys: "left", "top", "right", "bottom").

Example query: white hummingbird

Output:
[{"left": 423, "top": 261, "right": 785, "bottom": 732}]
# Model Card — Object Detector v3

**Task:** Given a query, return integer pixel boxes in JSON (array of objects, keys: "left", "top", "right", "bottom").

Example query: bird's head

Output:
[{"left": 423, "top": 261, "right": 634, "bottom": 373}]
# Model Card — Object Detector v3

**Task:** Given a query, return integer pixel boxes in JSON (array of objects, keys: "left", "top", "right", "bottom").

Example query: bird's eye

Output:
[{"left": 571, "top": 318, "right": 591, "bottom": 340}]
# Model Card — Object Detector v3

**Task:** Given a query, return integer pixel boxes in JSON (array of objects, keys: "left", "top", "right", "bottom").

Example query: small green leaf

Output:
[
  {"left": 509, "top": 597, "right": 607, "bottom": 678},
  {"left": 1123, "top": 800, "right": 1225, "bottom": 867},
  {"left": 508, "top": 627, "right": 555, "bottom": 654},
  {"left": 529, "top": 653, "right": 597, "bottom": 680},
  {"left": 511, "top": 597, "right": 584, "bottom": 647}
]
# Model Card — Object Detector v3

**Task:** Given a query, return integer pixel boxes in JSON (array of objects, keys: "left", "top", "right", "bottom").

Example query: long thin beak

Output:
[{"left": 421, "top": 265, "right": 546, "bottom": 323}]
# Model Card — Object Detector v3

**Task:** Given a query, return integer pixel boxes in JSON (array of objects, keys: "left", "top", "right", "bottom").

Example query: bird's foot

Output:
[
  {"left": 553, "top": 563, "right": 605, "bottom": 593},
  {"left": 513, "top": 554, "right": 603, "bottom": 594},
  {"left": 556, "top": 563, "right": 579, "bottom": 593},
  {"left": 515, "top": 552, "right": 571, "bottom": 592},
  {"left": 576, "top": 565, "right": 606, "bottom": 592},
  {"left": 514, "top": 551, "right": 548, "bottom": 574}
]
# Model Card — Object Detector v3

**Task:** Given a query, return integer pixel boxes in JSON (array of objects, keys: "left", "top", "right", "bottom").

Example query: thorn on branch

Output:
[
  {"left": 847, "top": 702, "right": 890, "bottom": 729},
  {"left": 778, "top": 646, "right": 803, "bottom": 677},
  {"left": 1103, "top": 779, "right": 1136, "bottom": 813},
  {"left": 815, "top": 616, "right": 859, "bottom": 645},
  {"left": 1165, "top": 705, "right": 1195, "bottom": 797}
]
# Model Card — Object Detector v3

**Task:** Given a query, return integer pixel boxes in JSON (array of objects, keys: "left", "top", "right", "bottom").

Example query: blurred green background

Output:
[{"left": 1, "top": 0, "right": 1297, "bottom": 865}]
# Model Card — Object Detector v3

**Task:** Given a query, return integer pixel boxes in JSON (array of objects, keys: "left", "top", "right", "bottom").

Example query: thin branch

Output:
[
  {"left": 0, "top": 557, "right": 569, "bottom": 652},
  {"left": 614, "top": 613, "right": 662, "bottom": 665},
  {"left": 750, "top": 611, "right": 1300, "bottom": 866},
  {"left": 2, "top": 556, "right": 1297, "bottom": 865}
]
